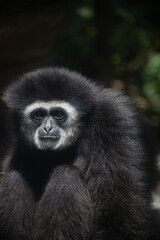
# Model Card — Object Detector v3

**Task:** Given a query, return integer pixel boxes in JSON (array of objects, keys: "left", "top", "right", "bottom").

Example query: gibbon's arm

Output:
[
  {"left": 33, "top": 165, "right": 93, "bottom": 240},
  {"left": 0, "top": 170, "right": 35, "bottom": 240},
  {"left": 80, "top": 89, "right": 153, "bottom": 239}
]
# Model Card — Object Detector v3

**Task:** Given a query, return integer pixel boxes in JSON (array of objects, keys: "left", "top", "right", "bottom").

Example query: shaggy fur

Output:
[{"left": 0, "top": 67, "right": 158, "bottom": 239}]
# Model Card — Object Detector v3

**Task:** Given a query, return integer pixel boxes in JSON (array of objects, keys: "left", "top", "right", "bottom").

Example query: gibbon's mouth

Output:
[{"left": 39, "top": 136, "right": 60, "bottom": 141}]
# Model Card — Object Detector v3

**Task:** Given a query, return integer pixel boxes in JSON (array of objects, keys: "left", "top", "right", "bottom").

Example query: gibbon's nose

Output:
[{"left": 44, "top": 118, "right": 53, "bottom": 134}]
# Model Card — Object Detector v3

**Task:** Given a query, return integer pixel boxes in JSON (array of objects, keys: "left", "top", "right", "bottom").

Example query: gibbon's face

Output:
[{"left": 21, "top": 101, "right": 80, "bottom": 150}]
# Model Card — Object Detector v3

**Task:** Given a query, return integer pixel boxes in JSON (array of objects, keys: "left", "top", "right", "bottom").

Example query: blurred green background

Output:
[{"left": 0, "top": 0, "right": 160, "bottom": 158}]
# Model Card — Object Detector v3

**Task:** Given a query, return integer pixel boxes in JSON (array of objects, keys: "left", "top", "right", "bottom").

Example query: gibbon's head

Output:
[{"left": 3, "top": 67, "right": 96, "bottom": 150}]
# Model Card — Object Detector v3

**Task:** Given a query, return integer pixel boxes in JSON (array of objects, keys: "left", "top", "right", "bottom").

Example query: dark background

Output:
[{"left": 0, "top": 0, "right": 160, "bottom": 201}]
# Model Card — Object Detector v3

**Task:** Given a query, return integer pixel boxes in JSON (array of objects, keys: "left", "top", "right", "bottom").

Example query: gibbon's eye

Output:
[
  {"left": 51, "top": 108, "right": 67, "bottom": 121},
  {"left": 31, "top": 108, "right": 47, "bottom": 121}
]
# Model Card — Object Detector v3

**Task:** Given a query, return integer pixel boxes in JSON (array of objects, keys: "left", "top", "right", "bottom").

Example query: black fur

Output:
[{"left": 0, "top": 67, "right": 159, "bottom": 239}]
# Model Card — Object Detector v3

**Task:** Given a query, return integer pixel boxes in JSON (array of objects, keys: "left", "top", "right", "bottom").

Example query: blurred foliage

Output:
[
  {"left": 50, "top": 0, "right": 96, "bottom": 73},
  {"left": 109, "top": 0, "right": 160, "bottom": 129},
  {"left": 142, "top": 54, "right": 160, "bottom": 112}
]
